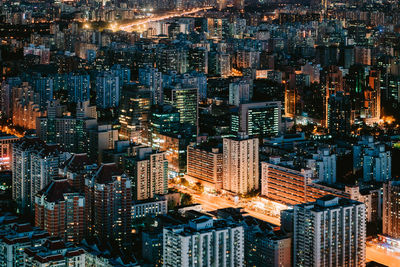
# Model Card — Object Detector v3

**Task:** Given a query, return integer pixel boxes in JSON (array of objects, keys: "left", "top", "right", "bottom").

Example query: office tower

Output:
[
  {"left": 12, "top": 137, "right": 67, "bottom": 213},
  {"left": 151, "top": 129, "right": 195, "bottom": 177},
  {"left": 139, "top": 66, "right": 163, "bottom": 104},
  {"left": 0, "top": 133, "right": 18, "bottom": 171},
  {"left": 163, "top": 217, "right": 244, "bottom": 267},
  {"left": 66, "top": 73, "right": 90, "bottom": 103},
  {"left": 231, "top": 101, "right": 282, "bottom": 137},
  {"left": 223, "top": 134, "right": 259, "bottom": 195},
  {"left": 328, "top": 92, "right": 351, "bottom": 136},
  {"left": 119, "top": 84, "right": 151, "bottom": 143},
  {"left": 148, "top": 104, "right": 181, "bottom": 138},
  {"left": 85, "top": 163, "right": 132, "bottom": 245},
  {"left": 229, "top": 79, "right": 251, "bottom": 106},
  {"left": 383, "top": 181, "right": 400, "bottom": 238},
  {"left": 95, "top": 72, "right": 121, "bottom": 108},
  {"left": 354, "top": 46, "right": 371, "bottom": 66},
  {"left": 320, "top": 65, "right": 343, "bottom": 126},
  {"left": 175, "top": 72, "right": 207, "bottom": 101},
  {"left": 284, "top": 80, "right": 298, "bottom": 118},
  {"left": 186, "top": 143, "right": 223, "bottom": 190},
  {"left": 35, "top": 178, "right": 85, "bottom": 243},
  {"left": 124, "top": 146, "right": 168, "bottom": 201},
  {"left": 132, "top": 196, "right": 168, "bottom": 220},
  {"left": 293, "top": 196, "right": 366, "bottom": 267},
  {"left": 189, "top": 47, "right": 208, "bottom": 75},
  {"left": 165, "top": 85, "right": 198, "bottom": 130},
  {"left": 339, "top": 45, "right": 355, "bottom": 69}
]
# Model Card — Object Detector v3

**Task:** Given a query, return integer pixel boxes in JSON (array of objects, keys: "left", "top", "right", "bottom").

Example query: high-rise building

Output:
[
  {"left": 165, "top": 85, "right": 198, "bottom": 131},
  {"left": 293, "top": 196, "right": 366, "bottom": 267},
  {"left": 362, "top": 144, "right": 391, "bottom": 182},
  {"left": 228, "top": 79, "right": 251, "bottom": 106},
  {"left": 66, "top": 73, "right": 90, "bottom": 103},
  {"left": 149, "top": 104, "right": 181, "bottom": 138},
  {"left": 124, "top": 146, "right": 168, "bottom": 201},
  {"left": 383, "top": 181, "right": 400, "bottom": 238},
  {"left": 245, "top": 221, "right": 292, "bottom": 266},
  {"left": 35, "top": 178, "right": 85, "bottom": 243},
  {"left": 12, "top": 82, "right": 43, "bottom": 130},
  {"left": 12, "top": 137, "right": 67, "bottom": 213},
  {"left": 186, "top": 142, "right": 223, "bottom": 190},
  {"left": 151, "top": 124, "right": 195, "bottom": 177},
  {"left": 33, "top": 76, "right": 54, "bottom": 107},
  {"left": 345, "top": 185, "right": 382, "bottom": 223},
  {"left": 327, "top": 92, "right": 351, "bottom": 136},
  {"left": 0, "top": 132, "right": 18, "bottom": 171},
  {"left": 36, "top": 100, "right": 98, "bottom": 155},
  {"left": 163, "top": 216, "right": 244, "bottom": 267},
  {"left": 139, "top": 66, "right": 163, "bottom": 104},
  {"left": 1, "top": 77, "right": 21, "bottom": 119},
  {"left": 85, "top": 163, "right": 132, "bottom": 246},
  {"left": 59, "top": 153, "right": 97, "bottom": 192},
  {"left": 110, "top": 64, "right": 131, "bottom": 85},
  {"left": 189, "top": 47, "right": 208, "bottom": 75},
  {"left": 307, "top": 148, "right": 337, "bottom": 184},
  {"left": 223, "top": 134, "right": 259, "bottom": 195},
  {"left": 320, "top": 65, "right": 343, "bottom": 126},
  {"left": 231, "top": 101, "right": 281, "bottom": 137},
  {"left": 95, "top": 72, "right": 121, "bottom": 108},
  {"left": 119, "top": 84, "right": 151, "bottom": 143}
]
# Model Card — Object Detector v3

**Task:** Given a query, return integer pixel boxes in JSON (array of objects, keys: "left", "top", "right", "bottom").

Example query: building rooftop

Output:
[
  {"left": 36, "top": 178, "right": 79, "bottom": 203},
  {"left": 297, "top": 196, "right": 363, "bottom": 212},
  {"left": 60, "top": 153, "right": 93, "bottom": 172},
  {"left": 93, "top": 163, "right": 124, "bottom": 184}
]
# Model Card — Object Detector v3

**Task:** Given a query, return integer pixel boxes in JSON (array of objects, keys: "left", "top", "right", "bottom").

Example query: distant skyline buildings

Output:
[{"left": 3, "top": 0, "right": 400, "bottom": 265}]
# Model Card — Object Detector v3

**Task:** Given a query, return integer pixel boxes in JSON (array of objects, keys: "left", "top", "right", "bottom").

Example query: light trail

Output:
[{"left": 117, "top": 6, "right": 213, "bottom": 31}]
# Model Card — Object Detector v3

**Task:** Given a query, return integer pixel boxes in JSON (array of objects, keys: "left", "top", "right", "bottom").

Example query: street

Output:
[
  {"left": 366, "top": 243, "right": 400, "bottom": 266},
  {"left": 174, "top": 186, "right": 281, "bottom": 225}
]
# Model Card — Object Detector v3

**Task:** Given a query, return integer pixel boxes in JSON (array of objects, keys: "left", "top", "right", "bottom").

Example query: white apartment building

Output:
[
  {"left": 293, "top": 196, "right": 366, "bottom": 267},
  {"left": 163, "top": 216, "right": 244, "bottom": 267}
]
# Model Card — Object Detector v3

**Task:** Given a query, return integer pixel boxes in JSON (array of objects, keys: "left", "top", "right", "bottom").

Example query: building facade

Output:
[
  {"left": 293, "top": 196, "right": 366, "bottom": 267},
  {"left": 223, "top": 135, "right": 259, "bottom": 195}
]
